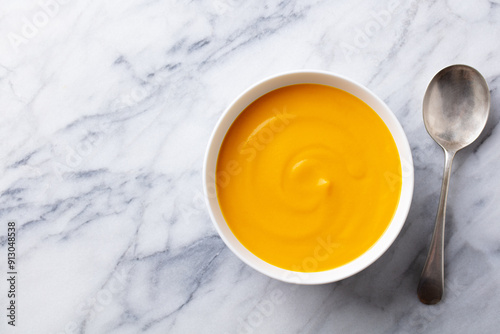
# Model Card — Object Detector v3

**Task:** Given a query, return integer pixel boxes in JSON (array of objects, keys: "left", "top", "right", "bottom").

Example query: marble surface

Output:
[{"left": 1, "top": 0, "right": 500, "bottom": 333}]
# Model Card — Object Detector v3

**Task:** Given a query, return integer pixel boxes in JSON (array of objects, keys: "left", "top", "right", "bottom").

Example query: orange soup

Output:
[{"left": 216, "top": 84, "right": 402, "bottom": 272}]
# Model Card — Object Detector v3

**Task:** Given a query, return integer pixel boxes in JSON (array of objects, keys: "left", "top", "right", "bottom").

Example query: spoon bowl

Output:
[
  {"left": 418, "top": 65, "right": 490, "bottom": 304},
  {"left": 423, "top": 65, "right": 490, "bottom": 152}
]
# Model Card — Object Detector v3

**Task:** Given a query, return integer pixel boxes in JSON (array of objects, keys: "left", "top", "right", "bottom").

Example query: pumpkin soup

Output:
[{"left": 216, "top": 84, "right": 402, "bottom": 272}]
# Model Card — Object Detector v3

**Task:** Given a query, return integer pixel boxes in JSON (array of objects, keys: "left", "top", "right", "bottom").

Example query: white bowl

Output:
[{"left": 203, "top": 70, "right": 414, "bottom": 284}]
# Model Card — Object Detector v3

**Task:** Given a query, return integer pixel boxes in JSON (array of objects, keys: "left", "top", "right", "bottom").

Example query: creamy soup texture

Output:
[{"left": 216, "top": 84, "right": 402, "bottom": 272}]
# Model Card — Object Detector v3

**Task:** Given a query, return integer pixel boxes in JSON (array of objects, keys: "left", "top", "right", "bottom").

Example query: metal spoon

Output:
[{"left": 418, "top": 64, "right": 490, "bottom": 305}]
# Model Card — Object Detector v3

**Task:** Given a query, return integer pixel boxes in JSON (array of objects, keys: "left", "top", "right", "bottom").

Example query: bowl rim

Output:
[{"left": 203, "top": 69, "right": 414, "bottom": 284}]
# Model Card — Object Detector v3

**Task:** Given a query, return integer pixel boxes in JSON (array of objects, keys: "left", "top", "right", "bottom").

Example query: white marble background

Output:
[{"left": 0, "top": 0, "right": 499, "bottom": 333}]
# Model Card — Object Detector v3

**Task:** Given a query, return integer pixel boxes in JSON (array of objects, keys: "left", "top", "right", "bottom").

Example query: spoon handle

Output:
[{"left": 417, "top": 149, "right": 455, "bottom": 305}]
